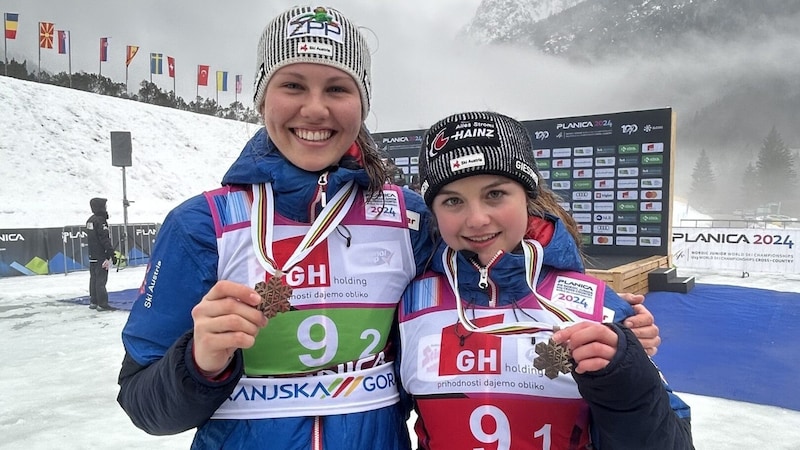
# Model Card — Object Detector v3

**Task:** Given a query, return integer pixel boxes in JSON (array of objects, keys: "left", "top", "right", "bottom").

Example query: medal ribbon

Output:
[
  {"left": 443, "top": 239, "right": 581, "bottom": 337},
  {"left": 251, "top": 181, "right": 358, "bottom": 277}
]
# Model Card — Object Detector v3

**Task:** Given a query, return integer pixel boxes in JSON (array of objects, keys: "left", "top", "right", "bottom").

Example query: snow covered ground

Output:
[
  {"left": 2, "top": 71, "right": 799, "bottom": 449},
  {"left": 1, "top": 266, "right": 799, "bottom": 449}
]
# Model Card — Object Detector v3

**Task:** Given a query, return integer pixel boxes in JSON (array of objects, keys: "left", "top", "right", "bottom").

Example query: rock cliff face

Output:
[{"left": 462, "top": 0, "right": 800, "bottom": 200}]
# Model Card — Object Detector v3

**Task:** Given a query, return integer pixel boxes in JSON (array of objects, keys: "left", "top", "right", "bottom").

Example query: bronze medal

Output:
[
  {"left": 533, "top": 338, "right": 573, "bottom": 380},
  {"left": 254, "top": 274, "right": 292, "bottom": 319}
]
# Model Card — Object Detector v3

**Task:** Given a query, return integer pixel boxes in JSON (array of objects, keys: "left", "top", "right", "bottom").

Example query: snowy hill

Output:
[
  {"left": 1, "top": 76, "right": 715, "bottom": 229},
  {"left": 0, "top": 76, "right": 259, "bottom": 227}
]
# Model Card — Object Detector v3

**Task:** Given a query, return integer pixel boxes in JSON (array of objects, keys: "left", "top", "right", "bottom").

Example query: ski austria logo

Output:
[
  {"left": 438, "top": 314, "right": 504, "bottom": 375},
  {"left": 229, "top": 373, "right": 396, "bottom": 402}
]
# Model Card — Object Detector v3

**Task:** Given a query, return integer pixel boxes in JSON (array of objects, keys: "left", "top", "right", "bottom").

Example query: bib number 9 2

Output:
[{"left": 296, "top": 315, "right": 381, "bottom": 368}]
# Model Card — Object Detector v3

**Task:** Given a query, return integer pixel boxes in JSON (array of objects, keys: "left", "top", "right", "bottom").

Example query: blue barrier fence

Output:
[{"left": 0, "top": 223, "right": 158, "bottom": 277}]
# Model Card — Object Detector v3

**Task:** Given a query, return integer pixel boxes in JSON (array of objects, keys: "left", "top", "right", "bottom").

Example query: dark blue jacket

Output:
[{"left": 118, "top": 128, "right": 434, "bottom": 449}]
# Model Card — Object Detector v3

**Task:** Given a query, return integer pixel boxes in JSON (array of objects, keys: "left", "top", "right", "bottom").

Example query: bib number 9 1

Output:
[{"left": 469, "top": 405, "right": 551, "bottom": 450}]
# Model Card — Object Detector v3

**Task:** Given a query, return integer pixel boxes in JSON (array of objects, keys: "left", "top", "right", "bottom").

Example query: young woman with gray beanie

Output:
[
  {"left": 117, "top": 6, "right": 433, "bottom": 449},
  {"left": 399, "top": 111, "right": 694, "bottom": 449}
]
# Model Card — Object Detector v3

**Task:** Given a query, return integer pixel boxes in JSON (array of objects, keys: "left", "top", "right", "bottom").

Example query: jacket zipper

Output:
[
  {"left": 318, "top": 172, "right": 329, "bottom": 207},
  {"left": 471, "top": 251, "right": 503, "bottom": 307},
  {"left": 312, "top": 415, "right": 322, "bottom": 449},
  {"left": 308, "top": 172, "right": 329, "bottom": 221}
]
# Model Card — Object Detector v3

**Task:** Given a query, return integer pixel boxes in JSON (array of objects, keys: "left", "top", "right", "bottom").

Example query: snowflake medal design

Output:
[
  {"left": 533, "top": 338, "right": 573, "bottom": 380},
  {"left": 254, "top": 274, "right": 293, "bottom": 319}
]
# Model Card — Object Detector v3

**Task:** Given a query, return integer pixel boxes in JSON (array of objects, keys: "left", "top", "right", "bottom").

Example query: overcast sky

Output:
[
  {"left": 6, "top": 0, "right": 796, "bottom": 143},
  {"left": 2, "top": 0, "right": 506, "bottom": 131},
  {"left": 4, "top": 0, "right": 669, "bottom": 134}
]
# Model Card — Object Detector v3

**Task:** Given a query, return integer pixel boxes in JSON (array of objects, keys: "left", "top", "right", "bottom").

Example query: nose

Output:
[
  {"left": 464, "top": 203, "right": 491, "bottom": 229},
  {"left": 300, "top": 89, "right": 330, "bottom": 120}
]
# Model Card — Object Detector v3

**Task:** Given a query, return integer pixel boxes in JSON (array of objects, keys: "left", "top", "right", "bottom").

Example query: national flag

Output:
[
  {"left": 4, "top": 13, "right": 19, "bottom": 40},
  {"left": 57, "top": 30, "right": 69, "bottom": 54},
  {"left": 39, "top": 22, "right": 54, "bottom": 49},
  {"left": 100, "top": 37, "right": 108, "bottom": 62},
  {"left": 216, "top": 71, "right": 227, "bottom": 92},
  {"left": 235, "top": 75, "right": 242, "bottom": 94},
  {"left": 126, "top": 45, "right": 139, "bottom": 67},
  {"left": 150, "top": 53, "right": 163, "bottom": 74},
  {"left": 167, "top": 56, "right": 175, "bottom": 78},
  {"left": 197, "top": 65, "right": 209, "bottom": 86}
]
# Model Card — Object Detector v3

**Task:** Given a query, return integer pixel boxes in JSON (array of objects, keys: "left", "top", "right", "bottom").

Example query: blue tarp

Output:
[{"left": 647, "top": 283, "right": 800, "bottom": 411}]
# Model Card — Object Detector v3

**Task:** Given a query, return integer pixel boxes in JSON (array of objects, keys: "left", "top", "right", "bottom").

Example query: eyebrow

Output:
[
  {"left": 437, "top": 178, "right": 513, "bottom": 196},
  {"left": 273, "top": 71, "right": 353, "bottom": 84}
]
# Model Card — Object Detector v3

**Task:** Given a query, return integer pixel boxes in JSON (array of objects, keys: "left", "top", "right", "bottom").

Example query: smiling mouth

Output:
[
  {"left": 465, "top": 232, "right": 499, "bottom": 243},
  {"left": 294, "top": 128, "right": 333, "bottom": 141}
]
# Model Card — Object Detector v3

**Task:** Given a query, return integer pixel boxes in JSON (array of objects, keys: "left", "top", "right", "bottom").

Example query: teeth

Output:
[
  {"left": 468, "top": 233, "right": 497, "bottom": 242},
  {"left": 295, "top": 129, "right": 332, "bottom": 141}
]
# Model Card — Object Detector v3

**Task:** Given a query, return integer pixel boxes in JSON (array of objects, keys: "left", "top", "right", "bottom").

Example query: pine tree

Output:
[
  {"left": 689, "top": 148, "right": 717, "bottom": 212},
  {"left": 754, "top": 127, "right": 798, "bottom": 207},
  {"left": 741, "top": 162, "right": 758, "bottom": 212}
]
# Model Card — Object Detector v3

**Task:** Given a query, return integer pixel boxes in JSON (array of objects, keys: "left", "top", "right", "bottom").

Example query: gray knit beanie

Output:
[
  {"left": 419, "top": 111, "right": 541, "bottom": 206},
  {"left": 253, "top": 6, "right": 372, "bottom": 118}
]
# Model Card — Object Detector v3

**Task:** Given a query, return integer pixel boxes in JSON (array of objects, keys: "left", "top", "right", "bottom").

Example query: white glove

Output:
[{"left": 102, "top": 259, "right": 111, "bottom": 270}]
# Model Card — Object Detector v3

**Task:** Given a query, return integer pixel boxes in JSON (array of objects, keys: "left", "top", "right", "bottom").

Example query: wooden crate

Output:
[{"left": 586, "top": 255, "right": 670, "bottom": 295}]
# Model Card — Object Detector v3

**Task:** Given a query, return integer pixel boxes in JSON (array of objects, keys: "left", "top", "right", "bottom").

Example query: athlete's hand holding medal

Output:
[{"left": 191, "top": 280, "right": 268, "bottom": 378}]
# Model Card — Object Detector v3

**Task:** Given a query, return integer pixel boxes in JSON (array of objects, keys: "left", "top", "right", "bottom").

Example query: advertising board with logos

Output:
[
  {"left": 522, "top": 108, "right": 674, "bottom": 259},
  {"left": 373, "top": 108, "right": 674, "bottom": 260},
  {"left": 371, "top": 129, "right": 426, "bottom": 186}
]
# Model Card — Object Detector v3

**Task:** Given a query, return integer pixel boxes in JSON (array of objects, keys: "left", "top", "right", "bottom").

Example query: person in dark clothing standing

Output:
[{"left": 87, "top": 197, "right": 117, "bottom": 311}]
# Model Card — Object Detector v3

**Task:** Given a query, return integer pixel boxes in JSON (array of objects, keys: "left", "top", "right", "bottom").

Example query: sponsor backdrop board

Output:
[
  {"left": 372, "top": 128, "right": 426, "bottom": 186},
  {"left": 374, "top": 108, "right": 675, "bottom": 263},
  {"left": 522, "top": 108, "right": 674, "bottom": 259}
]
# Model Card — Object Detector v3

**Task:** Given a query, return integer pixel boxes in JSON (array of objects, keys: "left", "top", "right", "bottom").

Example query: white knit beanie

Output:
[{"left": 253, "top": 6, "right": 372, "bottom": 118}]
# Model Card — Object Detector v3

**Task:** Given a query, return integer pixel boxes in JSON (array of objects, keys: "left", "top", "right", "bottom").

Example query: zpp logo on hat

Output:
[{"left": 287, "top": 7, "right": 343, "bottom": 43}]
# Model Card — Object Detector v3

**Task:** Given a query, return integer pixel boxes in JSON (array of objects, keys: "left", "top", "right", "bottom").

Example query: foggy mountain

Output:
[{"left": 463, "top": 0, "right": 800, "bottom": 198}]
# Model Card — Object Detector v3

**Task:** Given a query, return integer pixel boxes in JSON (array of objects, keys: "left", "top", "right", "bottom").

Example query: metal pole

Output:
[
  {"left": 122, "top": 166, "right": 129, "bottom": 264},
  {"left": 62, "top": 227, "right": 68, "bottom": 276}
]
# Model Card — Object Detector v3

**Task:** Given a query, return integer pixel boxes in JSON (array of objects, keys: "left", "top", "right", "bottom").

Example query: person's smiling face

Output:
[
  {"left": 261, "top": 63, "right": 362, "bottom": 172},
  {"left": 432, "top": 174, "right": 529, "bottom": 265}
]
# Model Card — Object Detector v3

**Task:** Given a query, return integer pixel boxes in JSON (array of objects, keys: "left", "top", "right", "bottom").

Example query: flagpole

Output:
[
  {"left": 38, "top": 42, "right": 41, "bottom": 79},
  {"left": 3, "top": 15, "right": 7, "bottom": 76},
  {"left": 68, "top": 32, "right": 72, "bottom": 88}
]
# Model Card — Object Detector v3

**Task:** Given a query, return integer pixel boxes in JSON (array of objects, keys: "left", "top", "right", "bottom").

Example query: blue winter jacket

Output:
[
  {"left": 421, "top": 216, "right": 694, "bottom": 449},
  {"left": 117, "top": 128, "right": 434, "bottom": 450}
]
